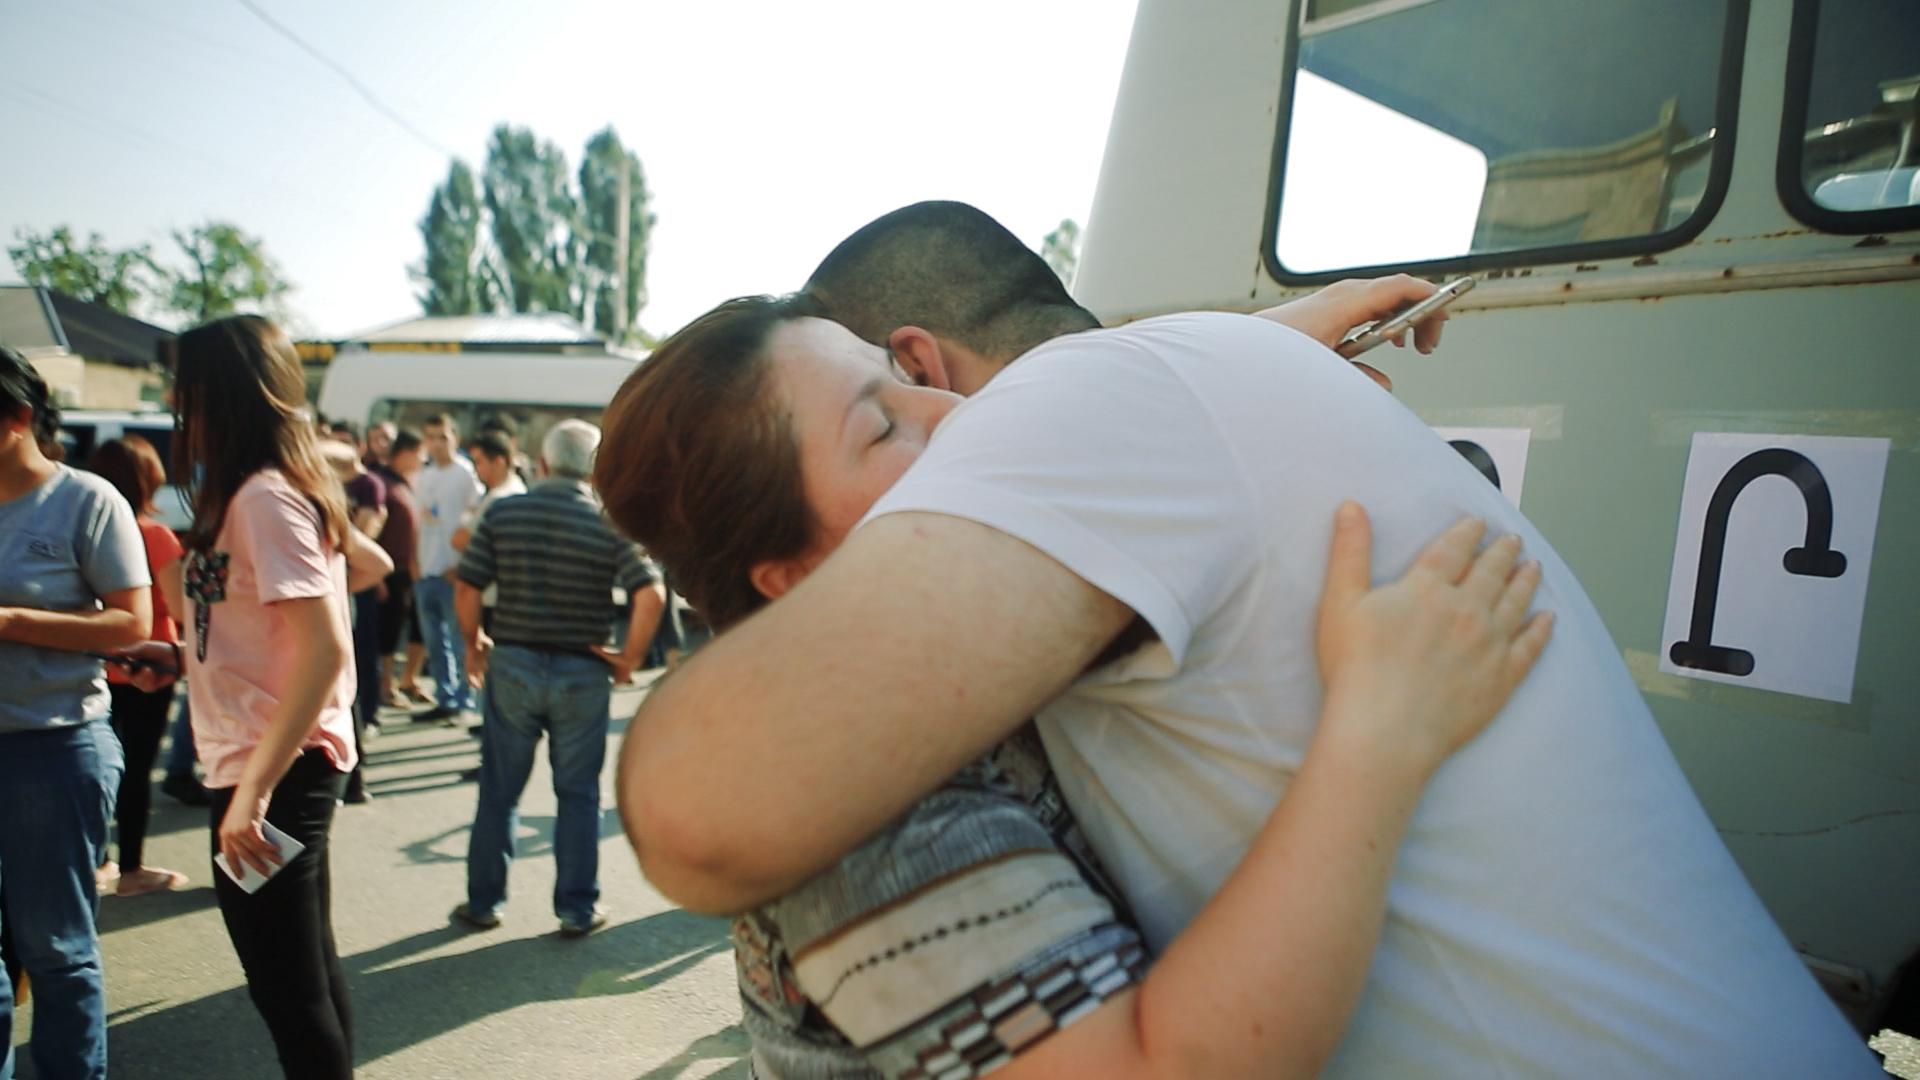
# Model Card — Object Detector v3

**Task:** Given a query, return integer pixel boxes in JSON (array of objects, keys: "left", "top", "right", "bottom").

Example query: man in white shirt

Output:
[
  {"left": 614, "top": 203, "right": 1874, "bottom": 1077},
  {"left": 413, "top": 413, "right": 481, "bottom": 720}
]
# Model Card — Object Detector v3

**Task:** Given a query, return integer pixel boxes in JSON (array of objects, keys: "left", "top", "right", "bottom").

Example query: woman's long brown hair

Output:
[{"left": 170, "top": 315, "right": 349, "bottom": 553}]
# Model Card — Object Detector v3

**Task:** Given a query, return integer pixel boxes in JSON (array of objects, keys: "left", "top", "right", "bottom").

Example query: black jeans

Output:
[
  {"left": 108, "top": 681, "right": 175, "bottom": 871},
  {"left": 208, "top": 750, "right": 352, "bottom": 1079}
]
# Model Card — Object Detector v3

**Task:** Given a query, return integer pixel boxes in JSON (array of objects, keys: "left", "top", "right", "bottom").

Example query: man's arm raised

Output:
[
  {"left": 618, "top": 510, "right": 1133, "bottom": 912},
  {"left": 1257, "top": 274, "right": 1451, "bottom": 390}
]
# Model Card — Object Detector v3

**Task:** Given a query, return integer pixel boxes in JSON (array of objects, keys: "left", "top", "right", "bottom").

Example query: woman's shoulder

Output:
[
  {"left": 756, "top": 762, "right": 1078, "bottom": 947},
  {"left": 231, "top": 468, "right": 316, "bottom": 515}
]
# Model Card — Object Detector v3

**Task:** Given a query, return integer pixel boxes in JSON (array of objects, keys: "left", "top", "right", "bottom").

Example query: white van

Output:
[
  {"left": 316, "top": 347, "right": 641, "bottom": 457},
  {"left": 1078, "top": 0, "right": 1918, "bottom": 1024}
]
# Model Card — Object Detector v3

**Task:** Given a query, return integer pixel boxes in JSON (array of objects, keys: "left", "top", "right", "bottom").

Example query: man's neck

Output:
[{"left": 0, "top": 440, "right": 56, "bottom": 504}]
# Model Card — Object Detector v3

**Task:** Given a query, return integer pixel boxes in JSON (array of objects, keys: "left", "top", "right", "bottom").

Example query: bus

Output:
[{"left": 1076, "top": 0, "right": 1918, "bottom": 1026}]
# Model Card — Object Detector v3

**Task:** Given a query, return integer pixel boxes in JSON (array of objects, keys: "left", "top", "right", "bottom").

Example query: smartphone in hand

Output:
[{"left": 1337, "top": 276, "right": 1476, "bottom": 358}]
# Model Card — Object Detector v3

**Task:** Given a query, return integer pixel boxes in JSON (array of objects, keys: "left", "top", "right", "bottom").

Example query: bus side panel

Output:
[{"left": 1393, "top": 279, "right": 1918, "bottom": 991}]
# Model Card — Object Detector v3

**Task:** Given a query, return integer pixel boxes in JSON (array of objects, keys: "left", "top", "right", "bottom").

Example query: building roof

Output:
[
  {"left": 0, "top": 285, "right": 172, "bottom": 368},
  {"left": 345, "top": 312, "right": 605, "bottom": 348}
]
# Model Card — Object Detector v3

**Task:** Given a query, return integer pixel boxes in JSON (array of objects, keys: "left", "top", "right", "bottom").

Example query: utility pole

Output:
[{"left": 613, "top": 154, "right": 631, "bottom": 343}]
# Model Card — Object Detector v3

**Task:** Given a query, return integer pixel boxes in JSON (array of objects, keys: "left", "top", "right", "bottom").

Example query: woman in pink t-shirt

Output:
[{"left": 162, "top": 315, "right": 391, "bottom": 1079}]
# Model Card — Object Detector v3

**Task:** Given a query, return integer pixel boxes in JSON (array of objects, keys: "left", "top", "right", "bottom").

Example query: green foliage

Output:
[
  {"left": 412, "top": 160, "right": 499, "bottom": 316},
  {"left": 8, "top": 226, "right": 155, "bottom": 314},
  {"left": 482, "top": 125, "right": 584, "bottom": 317},
  {"left": 162, "top": 221, "right": 293, "bottom": 325},
  {"left": 1041, "top": 219, "right": 1082, "bottom": 289},
  {"left": 578, "top": 127, "right": 656, "bottom": 343},
  {"left": 414, "top": 125, "right": 654, "bottom": 338}
]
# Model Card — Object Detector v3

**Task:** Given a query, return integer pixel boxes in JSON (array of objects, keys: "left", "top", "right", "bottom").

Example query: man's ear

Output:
[
  {"left": 749, "top": 556, "right": 809, "bottom": 603},
  {"left": 887, "top": 326, "right": 952, "bottom": 391}
]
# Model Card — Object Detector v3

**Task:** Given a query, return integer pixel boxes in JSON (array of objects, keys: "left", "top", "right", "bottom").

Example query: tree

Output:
[
  {"left": 578, "top": 127, "right": 656, "bottom": 342},
  {"left": 482, "top": 125, "right": 584, "bottom": 317},
  {"left": 162, "top": 221, "right": 293, "bottom": 325},
  {"left": 412, "top": 160, "right": 500, "bottom": 316},
  {"left": 8, "top": 226, "right": 155, "bottom": 314},
  {"left": 1041, "top": 218, "right": 1082, "bottom": 289}
]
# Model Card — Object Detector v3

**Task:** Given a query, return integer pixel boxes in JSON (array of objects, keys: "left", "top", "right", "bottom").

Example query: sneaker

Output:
[
  {"left": 450, "top": 903, "right": 502, "bottom": 931},
  {"left": 413, "top": 705, "right": 459, "bottom": 724},
  {"left": 362, "top": 720, "right": 382, "bottom": 744},
  {"left": 558, "top": 906, "right": 609, "bottom": 939},
  {"left": 343, "top": 785, "right": 373, "bottom": 805},
  {"left": 160, "top": 774, "right": 210, "bottom": 807}
]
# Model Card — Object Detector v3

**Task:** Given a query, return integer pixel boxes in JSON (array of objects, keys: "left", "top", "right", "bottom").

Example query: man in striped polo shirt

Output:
[{"left": 451, "top": 419, "right": 667, "bottom": 938}]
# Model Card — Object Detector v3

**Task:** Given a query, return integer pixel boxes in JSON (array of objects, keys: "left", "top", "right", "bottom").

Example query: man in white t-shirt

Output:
[
  {"left": 413, "top": 413, "right": 482, "bottom": 719},
  {"left": 618, "top": 203, "right": 1874, "bottom": 1076}
]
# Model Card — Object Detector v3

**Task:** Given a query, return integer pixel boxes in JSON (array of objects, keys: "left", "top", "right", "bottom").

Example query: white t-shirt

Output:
[
  {"left": 415, "top": 456, "right": 481, "bottom": 576},
  {"left": 464, "top": 474, "right": 526, "bottom": 607},
  {"left": 862, "top": 312, "right": 1871, "bottom": 1078}
]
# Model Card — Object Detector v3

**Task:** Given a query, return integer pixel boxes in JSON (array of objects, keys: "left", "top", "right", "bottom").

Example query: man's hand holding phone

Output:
[
  {"left": 1257, "top": 274, "right": 1471, "bottom": 390},
  {"left": 104, "top": 640, "right": 183, "bottom": 692}
]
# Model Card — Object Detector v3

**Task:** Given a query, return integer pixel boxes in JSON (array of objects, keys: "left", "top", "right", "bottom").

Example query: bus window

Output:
[
  {"left": 1271, "top": 0, "right": 1742, "bottom": 278},
  {"left": 1780, "top": 0, "right": 1920, "bottom": 230}
]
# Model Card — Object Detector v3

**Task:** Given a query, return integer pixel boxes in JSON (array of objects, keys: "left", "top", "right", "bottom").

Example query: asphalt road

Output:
[{"left": 10, "top": 676, "right": 750, "bottom": 1080}]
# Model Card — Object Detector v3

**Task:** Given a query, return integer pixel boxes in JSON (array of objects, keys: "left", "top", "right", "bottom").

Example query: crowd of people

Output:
[
  {"left": 0, "top": 198, "right": 1880, "bottom": 1080},
  {"left": 0, "top": 318, "right": 665, "bottom": 1078}
]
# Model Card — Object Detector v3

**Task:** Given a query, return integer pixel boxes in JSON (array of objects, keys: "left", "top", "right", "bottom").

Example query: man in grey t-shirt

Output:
[
  {"left": 2, "top": 343, "right": 151, "bottom": 1079},
  {"left": 0, "top": 466, "right": 151, "bottom": 732}
]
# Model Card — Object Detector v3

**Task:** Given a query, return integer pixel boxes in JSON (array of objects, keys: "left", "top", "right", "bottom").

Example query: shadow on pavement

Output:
[
  {"left": 361, "top": 744, "right": 480, "bottom": 767},
  {"left": 399, "top": 812, "right": 624, "bottom": 868},
  {"left": 635, "top": 1025, "right": 752, "bottom": 1079},
  {"left": 102, "top": 908, "right": 736, "bottom": 1078},
  {"left": 96, "top": 884, "right": 219, "bottom": 935}
]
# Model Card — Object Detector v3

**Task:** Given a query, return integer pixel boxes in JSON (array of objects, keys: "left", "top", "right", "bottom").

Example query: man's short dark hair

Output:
[
  {"left": 803, "top": 201, "right": 1099, "bottom": 364},
  {"left": 424, "top": 412, "right": 456, "bottom": 434},
  {"left": 331, "top": 418, "right": 360, "bottom": 442},
  {"left": 469, "top": 432, "right": 512, "bottom": 463},
  {"left": 477, "top": 414, "right": 518, "bottom": 445},
  {"left": 391, "top": 428, "right": 424, "bottom": 456}
]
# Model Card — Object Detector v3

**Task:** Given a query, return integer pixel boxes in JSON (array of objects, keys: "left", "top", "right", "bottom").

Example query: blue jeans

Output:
[
  {"left": 465, "top": 646, "right": 611, "bottom": 923},
  {"left": 0, "top": 722, "right": 123, "bottom": 1080},
  {"left": 413, "top": 574, "right": 471, "bottom": 711}
]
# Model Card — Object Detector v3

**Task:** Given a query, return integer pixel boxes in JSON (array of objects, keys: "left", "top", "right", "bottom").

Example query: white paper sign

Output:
[
  {"left": 1659, "top": 433, "right": 1889, "bottom": 703},
  {"left": 1432, "top": 426, "right": 1531, "bottom": 507}
]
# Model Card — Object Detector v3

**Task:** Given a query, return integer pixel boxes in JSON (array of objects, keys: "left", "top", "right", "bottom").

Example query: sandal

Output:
[{"left": 115, "top": 867, "right": 189, "bottom": 897}]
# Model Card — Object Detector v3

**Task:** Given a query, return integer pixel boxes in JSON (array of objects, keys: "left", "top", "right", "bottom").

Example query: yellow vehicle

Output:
[{"left": 1077, "top": 0, "right": 1918, "bottom": 1025}]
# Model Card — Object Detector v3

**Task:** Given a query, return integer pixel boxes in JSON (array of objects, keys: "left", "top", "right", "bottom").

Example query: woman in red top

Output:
[{"left": 86, "top": 436, "right": 190, "bottom": 896}]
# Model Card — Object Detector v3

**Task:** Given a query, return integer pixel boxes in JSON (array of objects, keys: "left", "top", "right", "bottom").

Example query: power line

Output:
[{"left": 234, "top": 0, "right": 460, "bottom": 160}]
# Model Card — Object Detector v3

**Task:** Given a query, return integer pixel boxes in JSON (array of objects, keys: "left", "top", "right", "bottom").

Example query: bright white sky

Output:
[
  {"left": 0, "top": 1, "right": 1139, "bottom": 340},
  {"left": 1276, "top": 71, "right": 1485, "bottom": 274}
]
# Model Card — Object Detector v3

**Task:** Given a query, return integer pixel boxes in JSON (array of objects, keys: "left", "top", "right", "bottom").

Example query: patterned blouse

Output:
[{"left": 734, "top": 726, "right": 1150, "bottom": 1079}]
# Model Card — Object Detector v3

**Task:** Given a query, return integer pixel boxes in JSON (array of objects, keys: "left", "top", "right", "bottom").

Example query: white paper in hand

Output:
[{"left": 214, "top": 820, "right": 305, "bottom": 894}]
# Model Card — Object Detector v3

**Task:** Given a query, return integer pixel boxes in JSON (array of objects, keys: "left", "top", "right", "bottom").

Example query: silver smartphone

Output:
[{"left": 1336, "top": 276, "right": 1476, "bottom": 358}]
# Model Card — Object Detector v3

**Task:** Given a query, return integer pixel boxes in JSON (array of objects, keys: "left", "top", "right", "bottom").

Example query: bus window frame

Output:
[
  {"left": 1775, "top": 0, "right": 1920, "bottom": 235},
  {"left": 1261, "top": 0, "right": 1753, "bottom": 285}
]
